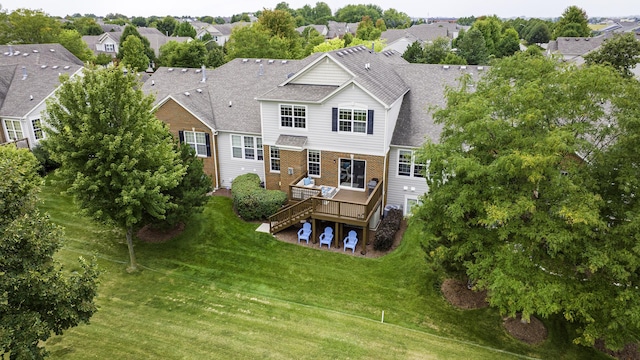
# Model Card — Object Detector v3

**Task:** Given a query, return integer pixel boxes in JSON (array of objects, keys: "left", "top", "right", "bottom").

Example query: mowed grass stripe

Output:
[{"left": 47, "top": 254, "right": 528, "bottom": 360}]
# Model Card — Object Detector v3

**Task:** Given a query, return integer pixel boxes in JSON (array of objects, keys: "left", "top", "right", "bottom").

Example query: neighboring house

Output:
[
  {"left": 143, "top": 46, "right": 485, "bottom": 252},
  {"left": 326, "top": 21, "right": 359, "bottom": 38},
  {"left": 194, "top": 22, "right": 249, "bottom": 46},
  {"left": 0, "top": 44, "right": 84, "bottom": 148},
  {"left": 296, "top": 25, "right": 329, "bottom": 37},
  {"left": 381, "top": 22, "right": 464, "bottom": 54},
  {"left": 83, "top": 27, "right": 192, "bottom": 58},
  {"left": 546, "top": 34, "right": 607, "bottom": 61}
]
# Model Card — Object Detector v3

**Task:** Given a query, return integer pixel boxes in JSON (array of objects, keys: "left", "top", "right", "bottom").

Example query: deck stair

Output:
[{"left": 269, "top": 198, "right": 313, "bottom": 234}]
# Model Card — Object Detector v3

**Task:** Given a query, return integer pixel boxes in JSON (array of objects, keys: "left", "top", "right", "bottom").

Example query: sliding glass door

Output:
[{"left": 339, "top": 158, "right": 366, "bottom": 190}]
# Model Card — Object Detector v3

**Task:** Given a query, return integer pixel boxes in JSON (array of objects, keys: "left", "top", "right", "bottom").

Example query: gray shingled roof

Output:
[
  {"left": 330, "top": 46, "right": 409, "bottom": 107},
  {"left": 0, "top": 44, "right": 83, "bottom": 118},
  {"left": 381, "top": 22, "right": 458, "bottom": 45},
  {"left": 550, "top": 35, "right": 606, "bottom": 56},
  {"left": 391, "top": 64, "right": 486, "bottom": 147},
  {"left": 258, "top": 84, "right": 338, "bottom": 102},
  {"left": 326, "top": 21, "right": 358, "bottom": 38},
  {"left": 276, "top": 134, "right": 307, "bottom": 148},
  {"left": 143, "top": 56, "right": 319, "bottom": 134}
]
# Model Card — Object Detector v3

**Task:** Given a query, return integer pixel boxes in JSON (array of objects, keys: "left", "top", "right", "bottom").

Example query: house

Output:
[
  {"left": 296, "top": 25, "right": 329, "bottom": 37},
  {"left": 194, "top": 22, "right": 249, "bottom": 46},
  {"left": 144, "top": 46, "right": 485, "bottom": 253},
  {"left": 546, "top": 34, "right": 607, "bottom": 61},
  {"left": 326, "top": 21, "right": 359, "bottom": 39},
  {"left": 380, "top": 22, "right": 464, "bottom": 54},
  {"left": 83, "top": 27, "right": 192, "bottom": 58},
  {"left": 0, "top": 44, "right": 84, "bottom": 148}
]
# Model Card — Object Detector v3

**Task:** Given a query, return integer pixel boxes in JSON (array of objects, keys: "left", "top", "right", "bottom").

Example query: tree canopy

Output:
[
  {"left": 334, "top": 4, "right": 382, "bottom": 23},
  {"left": 158, "top": 40, "right": 207, "bottom": 68},
  {"left": 584, "top": 33, "right": 640, "bottom": 78},
  {"left": 416, "top": 52, "right": 640, "bottom": 351},
  {"left": 553, "top": 6, "right": 591, "bottom": 38},
  {"left": 0, "top": 146, "right": 98, "bottom": 359},
  {"left": 44, "top": 65, "right": 186, "bottom": 271}
]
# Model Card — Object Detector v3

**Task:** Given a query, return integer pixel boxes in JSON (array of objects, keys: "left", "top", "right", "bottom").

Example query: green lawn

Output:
[{"left": 40, "top": 176, "right": 607, "bottom": 359}]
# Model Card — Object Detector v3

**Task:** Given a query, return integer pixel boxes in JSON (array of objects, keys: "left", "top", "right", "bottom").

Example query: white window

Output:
[
  {"left": 184, "top": 131, "right": 207, "bottom": 156},
  {"left": 231, "top": 135, "right": 263, "bottom": 161},
  {"left": 105, "top": 43, "right": 115, "bottom": 52},
  {"left": 405, "top": 195, "right": 421, "bottom": 216},
  {"left": 270, "top": 146, "right": 280, "bottom": 172},
  {"left": 339, "top": 108, "right": 367, "bottom": 133},
  {"left": 280, "top": 104, "right": 306, "bottom": 128},
  {"left": 32, "top": 119, "right": 44, "bottom": 140},
  {"left": 4, "top": 120, "right": 23, "bottom": 141},
  {"left": 398, "top": 150, "right": 425, "bottom": 178},
  {"left": 308, "top": 150, "right": 320, "bottom": 177}
]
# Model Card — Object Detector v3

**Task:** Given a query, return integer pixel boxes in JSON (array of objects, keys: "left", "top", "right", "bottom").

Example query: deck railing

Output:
[
  {"left": 311, "top": 180, "right": 383, "bottom": 222},
  {"left": 1, "top": 137, "right": 30, "bottom": 149}
]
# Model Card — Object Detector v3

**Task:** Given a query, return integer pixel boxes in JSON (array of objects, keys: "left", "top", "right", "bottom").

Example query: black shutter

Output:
[
  {"left": 178, "top": 130, "right": 184, "bottom": 143},
  {"left": 205, "top": 133, "right": 211, "bottom": 157},
  {"left": 332, "top": 107, "right": 338, "bottom": 132},
  {"left": 367, "top": 110, "right": 374, "bottom": 135}
]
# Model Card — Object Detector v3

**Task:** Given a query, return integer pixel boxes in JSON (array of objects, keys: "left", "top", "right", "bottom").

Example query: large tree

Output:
[
  {"left": 0, "top": 146, "right": 98, "bottom": 359},
  {"left": 334, "top": 4, "right": 382, "bottom": 23},
  {"left": 553, "top": 5, "right": 591, "bottom": 38},
  {"left": 226, "top": 10, "right": 302, "bottom": 61},
  {"left": 120, "top": 35, "right": 150, "bottom": 72},
  {"left": 158, "top": 40, "right": 207, "bottom": 68},
  {"left": 417, "top": 52, "right": 640, "bottom": 350},
  {"left": 456, "top": 27, "right": 489, "bottom": 65},
  {"left": 117, "top": 25, "right": 156, "bottom": 64},
  {"left": 57, "top": 29, "right": 93, "bottom": 62},
  {"left": 44, "top": 65, "right": 185, "bottom": 271},
  {"left": 173, "top": 21, "right": 196, "bottom": 38},
  {"left": 5, "top": 8, "right": 61, "bottom": 44},
  {"left": 382, "top": 8, "right": 411, "bottom": 29},
  {"left": 584, "top": 32, "right": 640, "bottom": 78}
]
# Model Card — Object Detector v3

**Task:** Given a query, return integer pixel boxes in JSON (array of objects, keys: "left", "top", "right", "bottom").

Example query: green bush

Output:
[
  {"left": 31, "top": 144, "right": 60, "bottom": 175},
  {"left": 373, "top": 208, "right": 403, "bottom": 251},
  {"left": 231, "top": 173, "right": 287, "bottom": 221}
]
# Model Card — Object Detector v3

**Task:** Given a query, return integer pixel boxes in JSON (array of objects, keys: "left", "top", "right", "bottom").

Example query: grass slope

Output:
[{"left": 40, "top": 176, "right": 607, "bottom": 359}]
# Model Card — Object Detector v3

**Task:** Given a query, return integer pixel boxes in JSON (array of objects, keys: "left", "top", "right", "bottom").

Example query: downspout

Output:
[{"left": 213, "top": 130, "right": 220, "bottom": 189}]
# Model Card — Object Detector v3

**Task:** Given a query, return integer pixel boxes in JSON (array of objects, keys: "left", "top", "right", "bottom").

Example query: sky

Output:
[{"left": 0, "top": 0, "right": 637, "bottom": 19}]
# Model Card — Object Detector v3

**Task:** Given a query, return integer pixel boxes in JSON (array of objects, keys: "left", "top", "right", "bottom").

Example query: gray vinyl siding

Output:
[
  {"left": 385, "top": 98, "right": 403, "bottom": 150},
  {"left": 386, "top": 147, "right": 430, "bottom": 213},
  {"left": 290, "top": 58, "right": 351, "bottom": 86},
  {"left": 217, "top": 131, "right": 266, "bottom": 189},
  {"left": 261, "top": 85, "right": 387, "bottom": 156}
]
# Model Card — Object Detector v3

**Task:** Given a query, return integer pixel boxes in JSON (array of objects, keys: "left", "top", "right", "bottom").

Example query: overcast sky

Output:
[{"left": 0, "top": 0, "right": 636, "bottom": 19}]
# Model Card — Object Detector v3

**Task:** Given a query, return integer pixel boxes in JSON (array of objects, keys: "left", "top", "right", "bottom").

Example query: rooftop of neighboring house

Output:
[
  {"left": 381, "top": 22, "right": 461, "bottom": 45},
  {"left": 0, "top": 44, "right": 83, "bottom": 118},
  {"left": 296, "top": 24, "right": 328, "bottom": 36},
  {"left": 547, "top": 34, "right": 607, "bottom": 56},
  {"left": 326, "top": 21, "right": 359, "bottom": 38}
]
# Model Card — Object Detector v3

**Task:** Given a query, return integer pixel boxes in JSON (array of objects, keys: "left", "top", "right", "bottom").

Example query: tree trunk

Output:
[{"left": 126, "top": 226, "right": 137, "bottom": 271}]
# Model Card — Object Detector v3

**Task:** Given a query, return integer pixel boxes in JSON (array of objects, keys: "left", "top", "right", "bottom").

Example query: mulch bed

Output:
[
  {"left": 503, "top": 314, "right": 547, "bottom": 345},
  {"left": 440, "top": 278, "right": 489, "bottom": 310},
  {"left": 594, "top": 339, "right": 640, "bottom": 360},
  {"left": 137, "top": 222, "right": 185, "bottom": 243}
]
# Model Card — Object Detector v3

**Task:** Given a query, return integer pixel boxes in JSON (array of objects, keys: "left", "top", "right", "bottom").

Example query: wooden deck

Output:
[{"left": 269, "top": 174, "right": 383, "bottom": 254}]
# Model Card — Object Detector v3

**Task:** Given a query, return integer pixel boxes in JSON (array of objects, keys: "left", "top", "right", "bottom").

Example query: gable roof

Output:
[
  {"left": 259, "top": 46, "right": 409, "bottom": 108},
  {"left": 0, "top": 44, "right": 84, "bottom": 118},
  {"left": 326, "top": 21, "right": 359, "bottom": 38},
  {"left": 547, "top": 35, "right": 606, "bottom": 57},
  {"left": 381, "top": 22, "right": 459, "bottom": 45},
  {"left": 143, "top": 56, "right": 318, "bottom": 134},
  {"left": 391, "top": 64, "right": 486, "bottom": 147}
]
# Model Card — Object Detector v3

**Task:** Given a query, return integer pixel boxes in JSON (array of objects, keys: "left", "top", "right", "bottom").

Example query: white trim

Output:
[
  {"left": 3, "top": 119, "right": 24, "bottom": 141},
  {"left": 269, "top": 146, "right": 281, "bottom": 173},
  {"left": 338, "top": 157, "right": 366, "bottom": 191},
  {"left": 231, "top": 134, "right": 263, "bottom": 161},
  {"left": 396, "top": 148, "right": 426, "bottom": 179},
  {"left": 183, "top": 130, "right": 208, "bottom": 157}
]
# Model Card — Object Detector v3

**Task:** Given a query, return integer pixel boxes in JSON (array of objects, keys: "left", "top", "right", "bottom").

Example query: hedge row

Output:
[
  {"left": 231, "top": 173, "right": 287, "bottom": 221},
  {"left": 373, "top": 208, "right": 403, "bottom": 251}
]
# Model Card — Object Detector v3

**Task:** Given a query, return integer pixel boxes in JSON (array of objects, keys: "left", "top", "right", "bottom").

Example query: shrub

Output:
[
  {"left": 373, "top": 208, "right": 403, "bottom": 251},
  {"left": 31, "top": 144, "right": 60, "bottom": 175},
  {"left": 232, "top": 173, "right": 287, "bottom": 221}
]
